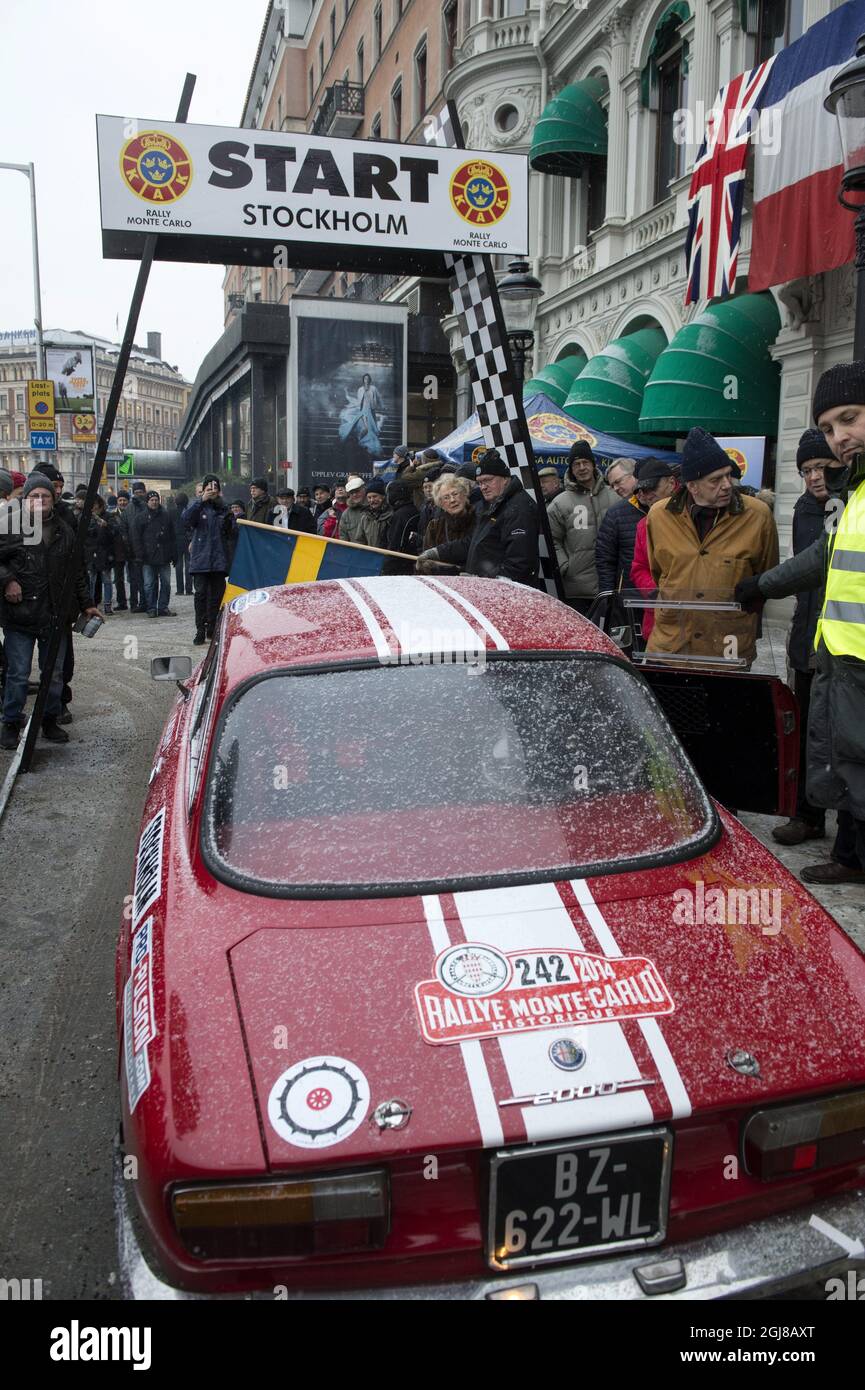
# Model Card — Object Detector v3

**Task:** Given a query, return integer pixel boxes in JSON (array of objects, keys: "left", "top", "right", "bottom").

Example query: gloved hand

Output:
[
  {"left": 734, "top": 575, "right": 764, "bottom": 612},
  {"left": 416, "top": 549, "right": 440, "bottom": 563}
]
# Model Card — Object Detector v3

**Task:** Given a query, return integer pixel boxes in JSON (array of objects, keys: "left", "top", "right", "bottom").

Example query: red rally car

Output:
[{"left": 115, "top": 575, "right": 865, "bottom": 1299}]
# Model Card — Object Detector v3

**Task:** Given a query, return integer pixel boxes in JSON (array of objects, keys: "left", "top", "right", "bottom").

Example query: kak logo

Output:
[
  {"left": 526, "top": 413, "right": 597, "bottom": 448},
  {"left": 450, "top": 160, "right": 510, "bottom": 226},
  {"left": 121, "top": 130, "right": 192, "bottom": 204}
]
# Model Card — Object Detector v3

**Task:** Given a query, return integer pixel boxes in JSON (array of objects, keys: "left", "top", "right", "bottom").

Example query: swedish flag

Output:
[{"left": 223, "top": 520, "right": 386, "bottom": 606}]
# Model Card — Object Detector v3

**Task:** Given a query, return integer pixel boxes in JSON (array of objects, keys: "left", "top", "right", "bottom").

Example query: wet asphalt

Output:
[{"left": 0, "top": 594, "right": 200, "bottom": 1299}]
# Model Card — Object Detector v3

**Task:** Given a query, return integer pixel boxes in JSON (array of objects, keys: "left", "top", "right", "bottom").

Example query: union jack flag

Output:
[{"left": 684, "top": 59, "right": 776, "bottom": 305}]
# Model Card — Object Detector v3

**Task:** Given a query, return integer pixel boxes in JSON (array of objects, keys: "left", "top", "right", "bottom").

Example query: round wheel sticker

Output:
[
  {"left": 435, "top": 943, "right": 511, "bottom": 997},
  {"left": 229, "top": 589, "right": 270, "bottom": 615},
  {"left": 267, "top": 1057, "right": 370, "bottom": 1149}
]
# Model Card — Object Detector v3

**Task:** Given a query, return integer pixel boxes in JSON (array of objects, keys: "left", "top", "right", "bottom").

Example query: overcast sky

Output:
[{"left": 0, "top": 0, "right": 265, "bottom": 382}]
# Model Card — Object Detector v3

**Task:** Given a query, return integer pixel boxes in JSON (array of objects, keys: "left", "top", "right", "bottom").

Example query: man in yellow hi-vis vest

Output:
[{"left": 736, "top": 362, "right": 865, "bottom": 884}]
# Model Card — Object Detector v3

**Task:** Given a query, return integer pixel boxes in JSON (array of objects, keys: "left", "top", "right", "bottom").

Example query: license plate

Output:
[{"left": 487, "top": 1128, "right": 672, "bottom": 1271}]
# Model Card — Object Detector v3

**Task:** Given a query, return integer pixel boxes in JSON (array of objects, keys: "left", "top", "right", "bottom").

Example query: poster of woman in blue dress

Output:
[{"left": 338, "top": 373, "right": 385, "bottom": 456}]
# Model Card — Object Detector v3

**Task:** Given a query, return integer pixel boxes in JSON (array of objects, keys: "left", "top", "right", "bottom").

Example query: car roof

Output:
[{"left": 219, "top": 576, "right": 619, "bottom": 693}]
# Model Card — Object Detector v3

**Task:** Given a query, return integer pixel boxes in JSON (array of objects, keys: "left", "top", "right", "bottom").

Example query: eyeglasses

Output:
[{"left": 800, "top": 465, "right": 826, "bottom": 478}]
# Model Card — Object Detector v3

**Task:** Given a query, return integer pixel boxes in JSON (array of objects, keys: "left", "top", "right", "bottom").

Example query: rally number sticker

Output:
[{"left": 416, "top": 945, "right": 674, "bottom": 1045}]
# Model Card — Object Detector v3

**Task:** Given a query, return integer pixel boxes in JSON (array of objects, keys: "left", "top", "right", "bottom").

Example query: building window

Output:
[
  {"left": 586, "top": 160, "right": 607, "bottom": 235},
  {"left": 371, "top": 111, "right": 382, "bottom": 139},
  {"left": 391, "top": 78, "right": 402, "bottom": 140},
  {"left": 357, "top": 37, "right": 364, "bottom": 85},
  {"left": 330, "top": 8, "right": 336, "bottom": 51},
  {"left": 443, "top": 1, "right": 459, "bottom": 71},
  {"left": 755, "top": 0, "right": 804, "bottom": 62},
  {"left": 414, "top": 40, "right": 427, "bottom": 122},
  {"left": 277, "top": 93, "right": 283, "bottom": 128},
  {"left": 15, "top": 392, "right": 23, "bottom": 412},
  {"left": 319, "top": 40, "right": 324, "bottom": 79},
  {"left": 374, "top": 2, "right": 383, "bottom": 61},
  {"left": 0, "top": 392, "right": 7, "bottom": 411},
  {"left": 654, "top": 37, "right": 688, "bottom": 202},
  {"left": 309, "top": 68, "right": 314, "bottom": 106}
]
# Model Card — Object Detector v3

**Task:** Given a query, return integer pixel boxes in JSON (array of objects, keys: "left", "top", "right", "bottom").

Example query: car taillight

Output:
[
  {"left": 171, "top": 1169, "right": 390, "bottom": 1260},
  {"left": 743, "top": 1090, "right": 865, "bottom": 1181}
]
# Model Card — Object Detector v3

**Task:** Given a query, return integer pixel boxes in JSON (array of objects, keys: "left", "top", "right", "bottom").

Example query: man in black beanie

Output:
[
  {"left": 735, "top": 361, "right": 865, "bottom": 882},
  {"left": 416, "top": 449, "right": 539, "bottom": 584},
  {"left": 645, "top": 426, "right": 778, "bottom": 664}
]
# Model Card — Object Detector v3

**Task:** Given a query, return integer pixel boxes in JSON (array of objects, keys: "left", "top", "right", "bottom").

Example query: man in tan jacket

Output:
[{"left": 645, "top": 427, "right": 778, "bottom": 666}]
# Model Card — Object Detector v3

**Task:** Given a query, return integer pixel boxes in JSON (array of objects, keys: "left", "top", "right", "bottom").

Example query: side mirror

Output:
[{"left": 151, "top": 656, "right": 193, "bottom": 682}]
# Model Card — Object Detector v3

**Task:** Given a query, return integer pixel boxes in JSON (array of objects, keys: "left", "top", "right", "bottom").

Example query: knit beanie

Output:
[
  {"left": 475, "top": 450, "right": 510, "bottom": 479},
  {"left": 812, "top": 361, "right": 865, "bottom": 423},
  {"left": 680, "top": 427, "right": 734, "bottom": 483},
  {"left": 365, "top": 477, "right": 386, "bottom": 495},
  {"left": 23, "top": 472, "right": 54, "bottom": 499},
  {"left": 568, "top": 440, "right": 596, "bottom": 466},
  {"left": 796, "top": 427, "right": 836, "bottom": 469},
  {"left": 251, "top": 476, "right": 269, "bottom": 492}
]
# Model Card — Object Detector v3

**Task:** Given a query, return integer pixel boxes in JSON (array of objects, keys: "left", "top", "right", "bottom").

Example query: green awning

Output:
[
  {"left": 525, "top": 353, "right": 587, "bottom": 407},
  {"left": 638, "top": 292, "right": 781, "bottom": 437},
  {"left": 529, "top": 77, "right": 608, "bottom": 176},
  {"left": 563, "top": 328, "right": 668, "bottom": 441},
  {"left": 641, "top": 1, "right": 690, "bottom": 108}
]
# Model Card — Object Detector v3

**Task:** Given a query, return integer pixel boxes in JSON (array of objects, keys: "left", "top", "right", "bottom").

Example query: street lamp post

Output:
[
  {"left": 825, "top": 35, "right": 865, "bottom": 359},
  {"left": 0, "top": 162, "right": 45, "bottom": 378},
  {"left": 498, "top": 258, "right": 542, "bottom": 388}
]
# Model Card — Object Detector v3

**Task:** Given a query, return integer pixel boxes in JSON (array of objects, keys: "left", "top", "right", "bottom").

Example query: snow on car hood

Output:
[{"left": 229, "top": 852, "right": 865, "bottom": 1168}]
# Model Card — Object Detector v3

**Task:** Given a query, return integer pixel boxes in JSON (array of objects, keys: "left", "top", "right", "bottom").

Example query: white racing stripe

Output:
[
  {"left": 335, "top": 578, "right": 394, "bottom": 661},
  {"left": 356, "top": 575, "right": 486, "bottom": 658},
  {"left": 452, "top": 883, "right": 654, "bottom": 1142},
  {"left": 420, "top": 896, "right": 503, "bottom": 1148},
  {"left": 571, "top": 878, "right": 691, "bottom": 1120},
  {"left": 422, "top": 577, "right": 510, "bottom": 650}
]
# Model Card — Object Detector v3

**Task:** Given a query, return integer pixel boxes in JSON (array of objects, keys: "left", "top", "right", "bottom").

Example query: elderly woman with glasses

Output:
[{"left": 415, "top": 474, "right": 477, "bottom": 572}]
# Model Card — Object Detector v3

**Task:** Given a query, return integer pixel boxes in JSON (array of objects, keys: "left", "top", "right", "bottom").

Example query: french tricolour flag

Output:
[{"left": 749, "top": 0, "right": 865, "bottom": 292}]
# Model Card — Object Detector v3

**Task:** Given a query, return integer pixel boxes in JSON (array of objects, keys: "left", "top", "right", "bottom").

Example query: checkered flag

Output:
[{"left": 424, "top": 103, "right": 563, "bottom": 601}]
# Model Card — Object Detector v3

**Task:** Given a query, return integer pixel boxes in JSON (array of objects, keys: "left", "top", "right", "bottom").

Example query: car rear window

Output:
[{"left": 201, "top": 655, "right": 716, "bottom": 897}]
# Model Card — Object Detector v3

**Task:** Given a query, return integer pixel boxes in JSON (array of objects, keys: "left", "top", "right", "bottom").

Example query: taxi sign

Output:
[
  {"left": 28, "top": 380, "right": 55, "bottom": 431},
  {"left": 30, "top": 430, "right": 57, "bottom": 450}
]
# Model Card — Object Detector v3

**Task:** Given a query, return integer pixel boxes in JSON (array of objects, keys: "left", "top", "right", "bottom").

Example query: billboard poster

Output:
[
  {"left": 45, "top": 344, "right": 96, "bottom": 414},
  {"left": 95, "top": 116, "right": 528, "bottom": 274},
  {"left": 291, "top": 301, "right": 407, "bottom": 488}
]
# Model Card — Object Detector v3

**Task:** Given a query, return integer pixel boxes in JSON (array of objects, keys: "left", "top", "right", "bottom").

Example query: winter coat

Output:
[
  {"left": 339, "top": 504, "right": 372, "bottom": 545},
  {"left": 754, "top": 522, "right": 864, "bottom": 815},
  {"left": 362, "top": 503, "right": 393, "bottom": 549},
  {"left": 629, "top": 515, "right": 655, "bottom": 639},
  {"left": 86, "top": 517, "right": 119, "bottom": 573},
  {"left": 645, "top": 487, "right": 779, "bottom": 664},
  {"left": 0, "top": 504, "right": 90, "bottom": 636},
  {"left": 182, "top": 496, "right": 237, "bottom": 575},
  {"left": 123, "top": 494, "right": 149, "bottom": 561},
  {"left": 248, "top": 494, "right": 272, "bottom": 525},
  {"left": 138, "top": 505, "right": 181, "bottom": 567},
  {"left": 113, "top": 510, "right": 131, "bottom": 561},
  {"left": 397, "top": 460, "right": 440, "bottom": 510},
  {"left": 422, "top": 504, "right": 476, "bottom": 552},
  {"left": 547, "top": 471, "right": 615, "bottom": 602},
  {"left": 318, "top": 502, "right": 347, "bottom": 539},
  {"left": 596, "top": 495, "right": 648, "bottom": 593},
  {"left": 434, "top": 476, "right": 539, "bottom": 585},
  {"left": 787, "top": 488, "right": 831, "bottom": 672},
  {"left": 271, "top": 503, "right": 315, "bottom": 534}
]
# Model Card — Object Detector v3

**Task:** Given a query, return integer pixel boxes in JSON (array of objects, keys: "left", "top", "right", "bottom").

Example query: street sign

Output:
[
  {"left": 30, "top": 430, "right": 57, "bottom": 450},
  {"left": 118, "top": 453, "right": 134, "bottom": 476},
  {"left": 28, "top": 380, "right": 55, "bottom": 432}
]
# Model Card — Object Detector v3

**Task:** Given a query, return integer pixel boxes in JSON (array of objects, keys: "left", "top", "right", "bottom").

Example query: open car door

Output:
[{"left": 588, "top": 590, "right": 799, "bottom": 816}]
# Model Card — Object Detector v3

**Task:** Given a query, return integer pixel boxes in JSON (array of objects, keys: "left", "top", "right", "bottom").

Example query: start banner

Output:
[{"left": 96, "top": 116, "right": 529, "bottom": 273}]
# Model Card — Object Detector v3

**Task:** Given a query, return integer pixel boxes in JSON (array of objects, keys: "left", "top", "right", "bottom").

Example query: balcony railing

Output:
[
  {"left": 345, "top": 272, "right": 402, "bottom": 302},
  {"left": 311, "top": 81, "right": 365, "bottom": 137}
]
